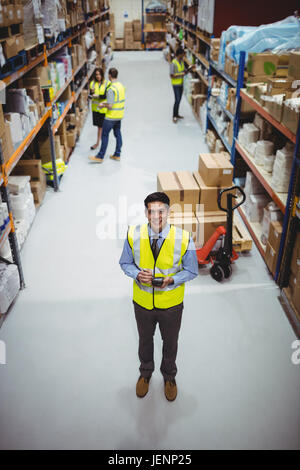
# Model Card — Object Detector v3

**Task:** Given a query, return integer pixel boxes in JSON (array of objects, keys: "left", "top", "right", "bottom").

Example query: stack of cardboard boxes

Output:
[
  {"left": 0, "top": 4, "right": 24, "bottom": 61},
  {"left": 286, "top": 232, "right": 300, "bottom": 319},
  {"left": 122, "top": 21, "right": 142, "bottom": 50},
  {"left": 157, "top": 153, "right": 234, "bottom": 247},
  {"left": 124, "top": 22, "right": 134, "bottom": 50},
  {"left": 11, "top": 160, "right": 47, "bottom": 206},
  {"left": 265, "top": 220, "right": 283, "bottom": 277}
]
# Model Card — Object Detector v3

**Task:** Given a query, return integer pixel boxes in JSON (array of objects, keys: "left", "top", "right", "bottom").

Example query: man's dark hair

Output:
[
  {"left": 176, "top": 47, "right": 184, "bottom": 57},
  {"left": 109, "top": 67, "right": 118, "bottom": 79},
  {"left": 144, "top": 192, "right": 170, "bottom": 209}
]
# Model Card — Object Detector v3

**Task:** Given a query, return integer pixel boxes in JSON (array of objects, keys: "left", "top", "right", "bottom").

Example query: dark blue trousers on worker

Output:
[
  {"left": 173, "top": 85, "right": 183, "bottom": 118},
  {"left": 96, "top": 119, "right": 122, "bottom": 159}
]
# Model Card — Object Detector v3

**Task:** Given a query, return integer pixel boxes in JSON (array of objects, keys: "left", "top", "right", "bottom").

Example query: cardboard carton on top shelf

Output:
[
  {"left": 3, "top": 5, "right": 14, "bottom": 26},
  {"left": 267, "top": 220, "right": 283, "bottom": 253},
  {"left": 247, "top": 53, "right": 279, "bottom": 77},
  {"left": 157, "top": 171, "right": 200, "bottom": 214},
  {"left": 14, "top": 4, "right": 24, "bottom": 24},
  {"left": 193, "top": 171, "right": 236, "bottom": 213},
  {"left": 198, "top": 153, "right": 233, "bottom": 187},
  {"left": 266, "top": 77, "right": 293, "bottom": 96},
  {"left": 288, "top": 51, "right": 300, "bottom": 80}
]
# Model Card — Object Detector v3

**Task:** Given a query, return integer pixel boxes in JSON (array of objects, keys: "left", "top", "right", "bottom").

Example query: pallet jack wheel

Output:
[
  {"left": 210, "top": 264, "right": 225, "bottom": 282},
  {"left": 223, "top": 265, "right": 232, "bottom": 279}
]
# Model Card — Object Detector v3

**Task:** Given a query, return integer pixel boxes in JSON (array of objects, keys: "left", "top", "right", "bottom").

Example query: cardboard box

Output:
[
  {"left": 265, "top": 241, "right": 278, "bottom": 276},
  {"left": 198, "top": 153, "right": 233, "bottom": 187},
  {"left": 12, "top": 159, "right": 45, "bottom": 183},
  {"left": 157, "top": 171, "right": 200, "bottom": 214},
  {"left": 3, "top": 121, "right": 14, "bottom": 163},
  {"left": 133, "top": 41, "right": 142, "bottom": 50},
  {"left": 288, "top": 51, "right": 300, "bottom": 79},
  {"left": 281, "top": 103, "right": 300, "bottom": 135},
  {"left": 265, "top": 98, "right": 283, "bottom": 122},
  {"left": 30, "top": 180, "right": 46, "bottom": 206},
  {"left": 289, "top": 274, "right": 300, "bottom": 312},
  {"left": 246, "top": 75, "right": 270, "bottom": 84},
  {"left": 3, "top": 5, "right": 14, "bottom": 26},
  {"left": 193, "top": 171, "right": 236, "bottom": 213},
  {"left": 14, "top": 4, "right": 24, "bottom": 23},
  {"left": 291, "top": 232, "right": 300, "bottom": 276},
  {"left": 67, "top": 130, "right": 76, "bottom": 148},
  {"left": 267, "top": 220, "right": 283, "bottom": 253},
  {"left": 15, "top": 34, "right": 24, "bottom": 53},
  {"left": 115, "top": 39, "right": 124, "bottom": 50},
  {"left": 168, "top": 213, "right": 199, "bottom": 244},
  {"left": 196, "top": 211, "right": 227, "bottom": 247},
  {"left": 2, "top": 37, "right": 18, "bottom": 59},
  {"left": 25, "top": 85, "right": 40, "bottom": 103},
  {"left": 28, "top": 65, "right": 51, "bottom": 88},
  {"left": 266, "top": 77, "right": 293, "bottom": 96},
  {"left": 247, "top": 53, "right": 279, "bottom": 77}
]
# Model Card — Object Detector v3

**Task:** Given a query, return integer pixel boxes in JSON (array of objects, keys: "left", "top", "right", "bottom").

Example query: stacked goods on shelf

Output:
[
  {"left": 265, "top": 219, "right": 283, "bottom": 276},
  {"left": 7, "top": 176, "right": 36, "bottom": 249},
  {"left": 0, "top": 3, "right": 25, "bottom": 62},
  {"left": 11, "top": 160, "right": 47, "bottom": 206},
  {"left": 144, "top": 11, "right": 166, "bottom": 50},
  {"left": 287, "top": 232, "right": 300, "bottom": 316},
  {"left": 124, "top": 22, "right": 134, "bottom": 50},
  {"left": 123, "top": 21, "right": 142, "bottom": 50},
  {"left": 0, "top": 103, "right": 14, "bottom": 163},
  {"left": 210, "top": 38, "right": 220, "bottom": 63},
  {"left": 238, "top": 112, "right": 295, "bottom": 194},
  {"left": 0, "top": 262, "right": 20, "bottom": 314},
  {"left": 23, "top": 0, "right": 44, "bottom": 50}
]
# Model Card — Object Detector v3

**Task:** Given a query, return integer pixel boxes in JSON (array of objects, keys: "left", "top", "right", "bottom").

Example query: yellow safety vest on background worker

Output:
[
  {"left": 90, "top": 79, "right": 111, "bottom": 114},
  {"left": 105, "top": 81, "right": 125, "bottom": 120},
  {"left": 128, "top": 223, "right": 190, "bottom": 310},
  {"left": 171, "top": 59, "right": 185, "bottom": 86}
]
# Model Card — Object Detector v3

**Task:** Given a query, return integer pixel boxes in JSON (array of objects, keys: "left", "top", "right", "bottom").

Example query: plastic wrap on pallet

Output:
[
  {"left": 225, "top": 16, "right": 300, "bottom": 65},
  {"left": 41, "top": 0, "right": 62, "bottom": 40},
  {"left": 23, "top": 0, "right": 43, "bottom": 49},
  {"left": 146, "top": 1, "right": 167, "bottom": 13}
]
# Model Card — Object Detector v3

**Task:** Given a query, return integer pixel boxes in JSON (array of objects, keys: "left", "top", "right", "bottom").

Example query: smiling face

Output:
[{"left": 145, "top": 201, "right": 169, "bottom": 234}]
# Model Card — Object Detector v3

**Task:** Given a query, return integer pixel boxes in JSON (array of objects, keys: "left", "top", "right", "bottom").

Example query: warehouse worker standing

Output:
[
  {"left": 89, "top": 67, "right": 111, "bottom": 150},
  {"left": 170, "top": 48, "right": 194, "bottom": 123},
  {"left": 119, "top": 192, "right": 198, "bottom": 402},
  {"left": 89, "top": 68, "right": 125, "bottom": 163}
]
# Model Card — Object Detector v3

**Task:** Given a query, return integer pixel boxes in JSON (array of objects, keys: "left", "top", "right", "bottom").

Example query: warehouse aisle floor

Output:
[{"left": 0, "top": 52, "right": 299, "bottom": 450}]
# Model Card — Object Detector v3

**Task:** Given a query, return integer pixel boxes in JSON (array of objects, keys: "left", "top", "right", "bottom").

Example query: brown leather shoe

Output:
[
  {"left": 164, "top": 379, "right": 177, "bottom": 401},
  {"left": 136, "top": 376, "right": 151, "bottom": 398},
  {"left": 89, "top": 156, "right": 103, "bottom": 163}
]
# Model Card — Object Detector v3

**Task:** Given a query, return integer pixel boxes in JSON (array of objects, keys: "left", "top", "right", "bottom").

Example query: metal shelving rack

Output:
[
  {"left": 142, "top": 0, "right": 167, "bottom": 50},
  {"left": 206, "top": 51, "right": 246, "bottom": 163},
  {"left": 0, "top": 7, "right": 111, "bottom": 316}
]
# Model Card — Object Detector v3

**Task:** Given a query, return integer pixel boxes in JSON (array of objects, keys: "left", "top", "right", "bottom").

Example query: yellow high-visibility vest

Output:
[
  {"left": 90, "top": 79, "right": 111, "bottom": 114},
  {"left": 171, "top": 59, "right": 185, "bottom": 85},
  {"left": 128, "top": 223, "right": 190, "bottom": 310},
  {"left": 105, "top": 81, "right": 125, "bottom": 120}
]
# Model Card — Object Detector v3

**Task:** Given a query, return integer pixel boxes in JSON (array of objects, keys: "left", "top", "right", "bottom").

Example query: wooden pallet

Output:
[{"left": 232, "top": 215, "right": 253, "bottom": 252}]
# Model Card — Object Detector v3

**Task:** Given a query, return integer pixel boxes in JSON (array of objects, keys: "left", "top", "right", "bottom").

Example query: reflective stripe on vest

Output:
[
  {"left": 106, "top": 81, "right": 125, "bottom": 120},
  {"left": 90, "top": 80, "right": 111, "bottom": 114},
  {"left": 128, "top": 223, "right": 190, "bottom": 310},
  {"left": 171, "top": 59, "right": 184, "bottom": 86}
]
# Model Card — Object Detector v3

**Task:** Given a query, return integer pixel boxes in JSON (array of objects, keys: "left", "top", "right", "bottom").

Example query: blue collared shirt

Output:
[{"left": 119, "top": 223, "right": 198, "bottom": 287}]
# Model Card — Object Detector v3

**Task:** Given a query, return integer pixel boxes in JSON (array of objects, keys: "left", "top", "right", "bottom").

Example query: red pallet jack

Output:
[{"left": 196, "top": 186, "right": 246, "bottom": 282}]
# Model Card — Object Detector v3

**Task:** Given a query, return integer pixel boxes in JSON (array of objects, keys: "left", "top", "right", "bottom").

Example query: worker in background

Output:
[
  {"left": 89, "top": 68, "right": 125, "bottom": 163},
  {"left": 119, "top": 192, "right": 198, "bottom": 402},
  {"left": 170, "top": 47, "right": 195, "bottom": 123},
  {"left": 89, "top": 67, "right": 111, "bottom": 150}
]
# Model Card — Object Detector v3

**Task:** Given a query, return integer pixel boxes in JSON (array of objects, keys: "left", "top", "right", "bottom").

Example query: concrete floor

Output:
[{"left": 0, "top": 52, "right": 299, "bottom": 450}]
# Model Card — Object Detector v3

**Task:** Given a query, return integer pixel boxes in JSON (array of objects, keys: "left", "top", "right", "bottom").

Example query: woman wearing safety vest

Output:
[
  {"left": 170, "top": 47, "right": 194, "bottom": 123},
  {"left": 89, "top": 67, "right": 125, "bottom": 163},
  {"left": 89, "top": 67, "right": 111, "bottom": 150},
  {"left": 119, "top": 192, "right": 198, "bottom": 402}
]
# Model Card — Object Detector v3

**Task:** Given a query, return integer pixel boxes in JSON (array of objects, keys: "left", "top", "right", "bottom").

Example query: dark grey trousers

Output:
[{"left": 133, "top": 301, "right": 183, "bottom": 381}]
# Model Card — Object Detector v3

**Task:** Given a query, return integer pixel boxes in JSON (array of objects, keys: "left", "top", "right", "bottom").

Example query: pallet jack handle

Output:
[{"left": 217, "top": 186, "right": 246, "bottom": 214}]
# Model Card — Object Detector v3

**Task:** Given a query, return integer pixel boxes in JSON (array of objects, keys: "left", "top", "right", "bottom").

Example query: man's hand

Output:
[
  {"left": 156, "top": 277, "right": 174, "bottom": 289},
  {"left": 137, "top": 269, "right": 153, "bottom": 285}
]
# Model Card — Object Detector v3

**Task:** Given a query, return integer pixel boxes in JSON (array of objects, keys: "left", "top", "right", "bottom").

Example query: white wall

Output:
[{"left": 110, "top": 0, "right": 142, "bottom": 38}]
